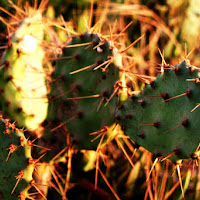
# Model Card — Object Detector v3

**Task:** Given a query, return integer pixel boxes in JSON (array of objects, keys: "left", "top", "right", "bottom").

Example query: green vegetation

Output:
[{"left": 1, "top": 0, "right": 200, "bottom": 199}]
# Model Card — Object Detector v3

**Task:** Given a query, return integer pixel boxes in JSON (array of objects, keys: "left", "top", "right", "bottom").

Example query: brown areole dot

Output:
[
  {"left": 181, "top": 118, "right": 189, "bottom": 127},
  {"left": 4, "top": 60, "right": 10, "bottom": 68},
  {"left": 161, "top": 92, "right": 169, "bottom": 100}
]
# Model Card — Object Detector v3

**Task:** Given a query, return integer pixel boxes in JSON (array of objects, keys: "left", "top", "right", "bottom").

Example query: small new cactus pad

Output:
[
  {"left": 47, "top": 32, "right": 119, "bottom": 149},
  {"left": 116, "top": 61, "right": 200, "bottom": 162},
  {"left": 0, "top": 116, "right": 34, "bottom": 200},
  {"left": 0, "top": 9, "right": 48, "bottom": 131}
]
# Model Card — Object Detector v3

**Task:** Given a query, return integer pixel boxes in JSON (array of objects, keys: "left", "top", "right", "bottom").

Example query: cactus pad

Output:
[
  {"left": 0, "top": 10, "right": 48, "bottom": 131},
  {"left": 47, "top": 32, "right": 119, "bottom": 149},
  {"left": 0, "top": 116, "right": 34, "bottom": 200},
  {"left": 117, "top": 61, "right": 200, "bottom": 162}
]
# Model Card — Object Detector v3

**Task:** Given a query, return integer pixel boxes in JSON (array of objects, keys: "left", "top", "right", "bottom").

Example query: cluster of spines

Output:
[
  {"left": 0, "top": 114, "right": 33, "bottom": 200},
  {"left": 0, "top": 112, "right": 54, "bottom": 200}
]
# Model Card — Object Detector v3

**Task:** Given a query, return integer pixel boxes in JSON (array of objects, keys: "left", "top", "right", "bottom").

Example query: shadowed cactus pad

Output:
[
  {"left": 117, "top": 61, "right": 200, "bottom": 162},
  {"left": 47, "top": 32, "right": 119, "bottom": 149},
  {"left": 0, "top": 116, "right": 34, "bottom": 200}
]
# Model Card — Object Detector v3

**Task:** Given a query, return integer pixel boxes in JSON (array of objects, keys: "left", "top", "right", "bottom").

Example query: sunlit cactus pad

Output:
[
  {"left": 47, "top": 32, "right": 119, "bottom": 149},
  {"left": 117, "top": 61, "right": 200, "bottom": 162}
]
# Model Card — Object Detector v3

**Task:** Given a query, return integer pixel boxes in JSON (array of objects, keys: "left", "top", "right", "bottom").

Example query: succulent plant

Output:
[
  {"left": 46, "top": 32, "right": 120, "bottom": 150},
  {"left": 0, "top": 8, "right": 48, "bottom": 131},
  {"left": 116, "top": 61, "right": 200, "bottom": 163},
  {"left": 0, "top": 115, "right": 34, "bottom": 200}
]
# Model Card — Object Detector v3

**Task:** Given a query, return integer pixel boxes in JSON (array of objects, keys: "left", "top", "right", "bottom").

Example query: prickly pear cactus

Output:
[
  {"left": 116, "top": 61, "right": 200, "bottom": 162},
  {"left": 0, "top": 9, "right": 48, "bottom": 131},
  {"left": 47, "top": 32, "right": 119, "bottom": 149},
  {"left": 0, "top": 116, "right": 34, "bottom": 200}
]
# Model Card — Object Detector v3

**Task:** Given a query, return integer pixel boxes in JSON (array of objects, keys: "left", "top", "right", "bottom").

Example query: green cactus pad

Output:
[
  {"left": 0, "top": 10, "right": 48, "bottom": 131},
  {"left": 47, "top": 32, "right": 119, "bottom": 149},
  {"left": 117, "top": 61, "right": 200, "bottom": 162},
  {"left": 0, "top": 117, "right": 34, "bottom": 200}
]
